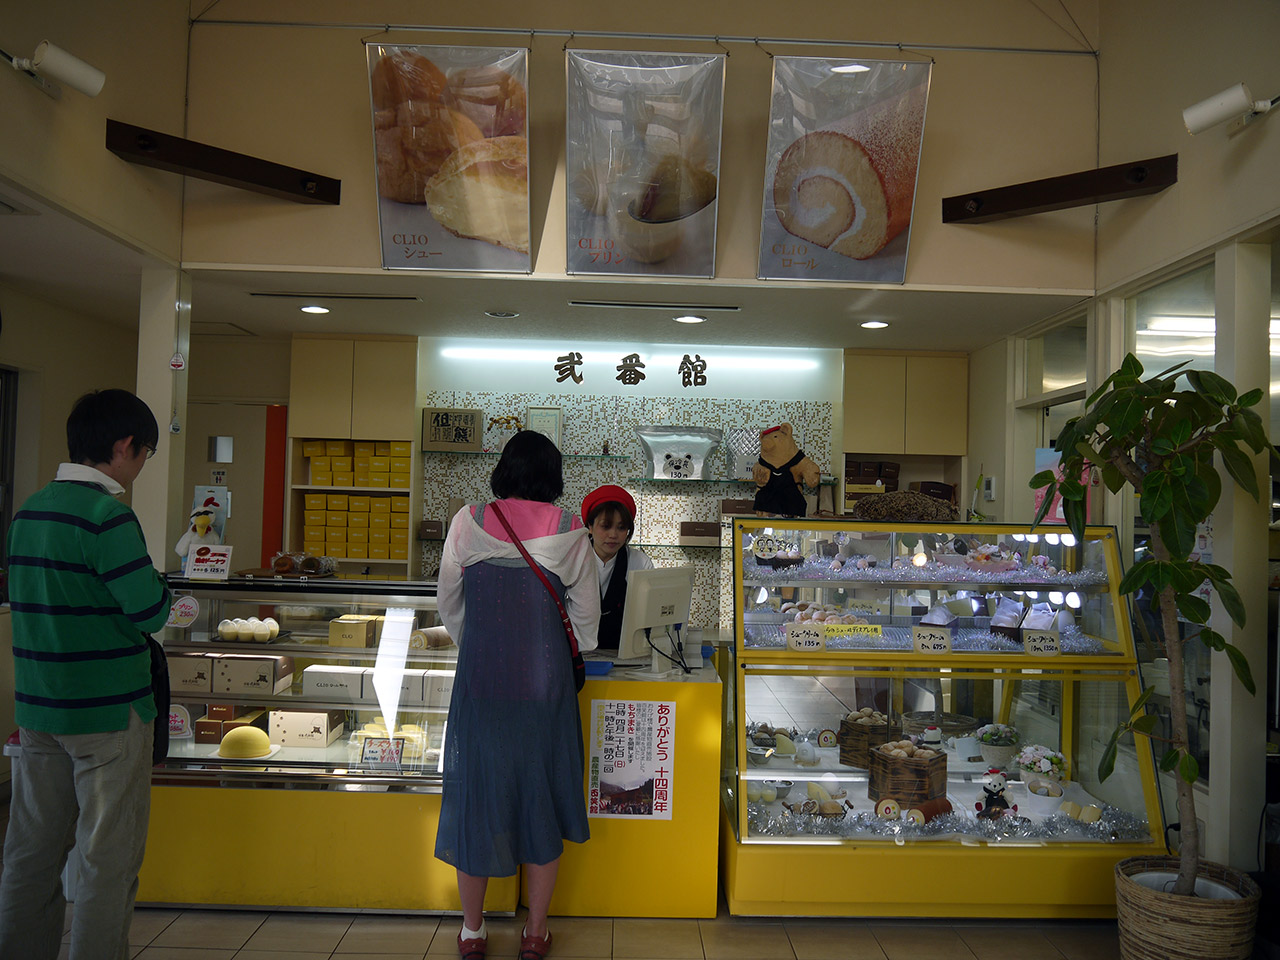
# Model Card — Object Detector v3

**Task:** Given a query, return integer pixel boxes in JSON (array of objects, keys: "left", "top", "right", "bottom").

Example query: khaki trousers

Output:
[{"left": 0, "top": 708, "right": 152, "bottom": 960}]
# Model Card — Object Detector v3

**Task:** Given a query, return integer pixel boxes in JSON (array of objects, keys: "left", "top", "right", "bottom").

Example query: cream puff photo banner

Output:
[
  {"left": 566, "top": 51, "right": 724, "bottom": 278},
  {"left": 367, "top": 44, "right": 531, "bottom": 272},
  {"left": 758, "top": 58, "right": 931, "bottom": 283}
]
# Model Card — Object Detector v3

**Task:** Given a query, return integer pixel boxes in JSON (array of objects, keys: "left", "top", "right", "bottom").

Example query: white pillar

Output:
[
  {"left": 132, "top": 267, "right": 190, "bottom": 572},
  {"left": 1206, "top": 242, "right": 1271, "bottom": 869}
]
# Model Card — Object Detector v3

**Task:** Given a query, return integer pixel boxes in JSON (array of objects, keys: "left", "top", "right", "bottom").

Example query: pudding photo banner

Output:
[
  {"left": 758, "top": 58, "right": 931, "bottom": 283},
  {"left": 367, "top": 44, "right": 531, "bottom": 272},
  {"left": 565, "top": 51, "right": 724, "bottom": 278}
]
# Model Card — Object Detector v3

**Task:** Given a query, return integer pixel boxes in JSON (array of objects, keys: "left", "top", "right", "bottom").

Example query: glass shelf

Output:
[
  {"left": 634, "top": 542, "right": 727, "bottom": 550},
  {"left": 627, "top": 477, "right": 755, "bottom": 484},
  {"left": 425, "top": 451, "right": 630, "bottom": 460}
]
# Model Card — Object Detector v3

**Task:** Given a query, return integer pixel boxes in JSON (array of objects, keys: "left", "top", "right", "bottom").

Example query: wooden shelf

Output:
[{"left": 292, "top": 485, "right": 411, "bottom": 494}]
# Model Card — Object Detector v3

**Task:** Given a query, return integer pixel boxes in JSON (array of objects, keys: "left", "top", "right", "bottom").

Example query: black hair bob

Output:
[
  {"left": 490, "top": 430, "right": 563, "bottom": 503},
  {"left": 67, "top": 389, "right": 160, "bottom": 465}
]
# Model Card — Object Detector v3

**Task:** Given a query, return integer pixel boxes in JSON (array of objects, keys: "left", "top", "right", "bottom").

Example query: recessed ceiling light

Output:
[
  {"left": 300, "top": 305, "right": 329, "bottom": 314},
  {"left": 485, "top": 310, "right": 520, "bottom": 319},
  {"left": 860, "top": 320, "right": 889, "bottom": 329},
  {"left": 674, "top": 315, "right": 707, "bottom": 324}
]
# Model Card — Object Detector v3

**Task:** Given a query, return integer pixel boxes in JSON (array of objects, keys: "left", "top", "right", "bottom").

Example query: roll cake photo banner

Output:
[
  {"left": 565, "top": 51, "right": 724, "bottom": 278},
  {"left": 367, "top": 44, "right": 531, "bottom": 272},
  {"left": 758, "top": 58, "right": 931, "bottom": 283}
]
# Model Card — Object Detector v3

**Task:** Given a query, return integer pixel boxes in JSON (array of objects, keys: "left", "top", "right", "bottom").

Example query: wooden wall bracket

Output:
[
  {"left": 942, "top": 154, "right": 1177, "bottom": 224},
  {"left": 106, "top": 119, "right": 341, "bottom": 205}
]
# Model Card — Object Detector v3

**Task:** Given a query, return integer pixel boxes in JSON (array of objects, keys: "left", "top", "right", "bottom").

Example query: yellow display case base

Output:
[
  {"left": 524, "top": 671, "right": 724, "bottom": 918},
  {"left": 721, "top": 808, "right": 1157, "bottom": 918},
  {"left": 140, "top": 786, "right": 518, "bottom": 912}
]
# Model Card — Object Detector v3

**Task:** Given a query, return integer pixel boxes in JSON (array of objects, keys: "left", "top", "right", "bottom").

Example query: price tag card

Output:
[
  {"left": 361, "top": 737, "right": 406, "bottom": 767},
  {"left": 785, "top": 622, "right": 826, "bottom": 652},
  {"left": 165, "top": 595, "right": 200, "bottom": 628},
  {"left": 825, "top": 623, "right": 884, "bottom": 638},
  {"left": 1023, "top": 630, "right": 1061, "bottom": 657},
  {"left": 912, "top": 625, "right": 953, "bottom": 655},
  {"left": 185, "top": 545, "right": 233, "bottom": 581}
]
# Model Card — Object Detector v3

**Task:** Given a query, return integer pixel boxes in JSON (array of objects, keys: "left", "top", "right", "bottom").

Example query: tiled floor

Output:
[{"left": 51, "top": 903, "right": 1124, "bottom": 959}]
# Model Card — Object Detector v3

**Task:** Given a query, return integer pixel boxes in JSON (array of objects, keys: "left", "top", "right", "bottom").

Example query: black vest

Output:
[{"left": 596, "top": 546, "right": 630, "bottom": 651}]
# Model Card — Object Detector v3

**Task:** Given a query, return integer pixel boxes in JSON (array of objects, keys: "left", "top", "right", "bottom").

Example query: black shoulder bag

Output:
[{"left": 147, "top": 635, "right": 170, "bottom": 764}]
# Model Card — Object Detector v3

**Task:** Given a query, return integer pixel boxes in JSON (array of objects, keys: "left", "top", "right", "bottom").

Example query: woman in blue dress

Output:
[{"left": 435, "top": 431, "right": 599, "bottom": 960}]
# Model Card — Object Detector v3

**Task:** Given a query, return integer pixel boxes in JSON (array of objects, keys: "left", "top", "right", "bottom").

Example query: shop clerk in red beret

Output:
[{"left": 581, "top": 485, "right": 654, "bottom": 651}]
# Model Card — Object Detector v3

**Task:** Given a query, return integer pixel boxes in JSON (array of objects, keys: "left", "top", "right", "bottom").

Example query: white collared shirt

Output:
[
  {"left": 595, "top": 546, "right": 654, "bottom": 598},
  {"left": 55, "top": 462, "right": 124, "bottom": 497}
]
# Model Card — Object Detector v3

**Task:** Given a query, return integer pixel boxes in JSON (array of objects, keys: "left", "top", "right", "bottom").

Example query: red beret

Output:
[{"left": 581, "top": 484, "right": 636, "bottom": 526}]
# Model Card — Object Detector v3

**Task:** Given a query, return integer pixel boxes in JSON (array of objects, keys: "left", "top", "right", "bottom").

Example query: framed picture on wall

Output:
[{"left": 526, "top": 406, "right": 563, "bottom": 448}]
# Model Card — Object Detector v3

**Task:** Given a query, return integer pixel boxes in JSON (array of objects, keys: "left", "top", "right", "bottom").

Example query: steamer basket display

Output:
[
  {"left": 867, "top": 745, "right": 947, "bottom": 806},
  {"left": 837, "top": 717, "right": 898, "bottom": 768}
]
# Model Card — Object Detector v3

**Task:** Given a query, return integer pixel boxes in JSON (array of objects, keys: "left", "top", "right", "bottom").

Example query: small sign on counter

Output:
[
  {"left": 785, "top": 622, "right": 826, "bottom": 652},
  {"left": 1023, "top": 630, "right": 1062, "bottom": 657},
  {"left": 912, "top": 625, "right": 953, "bottom": 655}
]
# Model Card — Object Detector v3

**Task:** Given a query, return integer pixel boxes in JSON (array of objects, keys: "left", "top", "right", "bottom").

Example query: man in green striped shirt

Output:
[{"left": 0, "top": 389, "right": 170, "bottom": 960}]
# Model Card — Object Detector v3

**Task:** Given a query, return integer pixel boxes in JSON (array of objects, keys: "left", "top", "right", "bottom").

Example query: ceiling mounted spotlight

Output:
[
  {"left": 4, "top": 41, "right": 105, "bottom": 98},
  {"left": 300, "top": 305, "right": 329, "bottom": 314},
  {"left": 1183, "top": 82, "right": 1277, "bottom": 135},
  {"left": 860, "top": 320, "right": 889, "bottom": 329},
  {"left": 484, "top": 310, "right": 520, "bottom": 319},
  {"left": 673, "top": 315, "right": 707, "bottom": 324}
]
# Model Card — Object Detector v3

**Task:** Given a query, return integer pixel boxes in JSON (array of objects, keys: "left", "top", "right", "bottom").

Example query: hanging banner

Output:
[
  {"left": 758, "top": 58, "right": 931, "bottom": 283},
  {"left": 587, "top": 698, "right": 676, "bottom": 819},
  {"left": 566, "top": 51, "right": 724, "bottom": 278},
  {"left": 367, "top": 44, "right": 530, "bottom": 272}
]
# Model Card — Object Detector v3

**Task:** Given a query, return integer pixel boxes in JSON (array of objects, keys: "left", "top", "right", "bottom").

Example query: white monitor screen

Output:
[{"left": 615, "top": 565, "right": 695, "bottom": 663}]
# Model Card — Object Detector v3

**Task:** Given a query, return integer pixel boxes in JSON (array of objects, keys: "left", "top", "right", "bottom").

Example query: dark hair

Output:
[
  {"left": 586, "top": 501, "right": 635, "bottom": 534},
  {"left": 67, "top": 389, "right": 159, "bottom": 464},
  {"left": 490, "top": 430, "right": 563, "bottom": 503}
]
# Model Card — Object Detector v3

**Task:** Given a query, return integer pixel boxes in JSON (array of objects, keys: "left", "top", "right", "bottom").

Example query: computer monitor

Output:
[{"left": 615, "top": 565, "right": 696, "bottom": 665}]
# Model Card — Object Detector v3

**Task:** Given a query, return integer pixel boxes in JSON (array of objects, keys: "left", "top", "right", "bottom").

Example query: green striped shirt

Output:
[{"left": 8, "top": 478, "right": 170, "bottom": 733}]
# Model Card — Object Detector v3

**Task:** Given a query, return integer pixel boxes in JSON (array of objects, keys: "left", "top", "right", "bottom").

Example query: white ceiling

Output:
[{"left": 0, "top": 177, "right": 1088, "bottom": 350}]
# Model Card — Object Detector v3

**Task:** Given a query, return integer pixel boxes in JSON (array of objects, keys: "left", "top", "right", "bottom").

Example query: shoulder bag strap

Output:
[{"left": 488, "top": 502, "right": 580, "bottom": 657}]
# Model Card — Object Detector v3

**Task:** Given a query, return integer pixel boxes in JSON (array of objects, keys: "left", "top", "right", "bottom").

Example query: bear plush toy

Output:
[{"left": 752, "top": 423, "right": 820, "bottom": 517}]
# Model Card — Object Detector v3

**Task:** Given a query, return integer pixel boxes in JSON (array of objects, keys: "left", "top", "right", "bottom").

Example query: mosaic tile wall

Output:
[{"left": 419, "top": 391, "right": 833, "bottom": 630}]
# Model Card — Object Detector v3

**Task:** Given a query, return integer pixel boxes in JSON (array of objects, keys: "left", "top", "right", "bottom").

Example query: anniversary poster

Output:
[{"left": 587, "top": 698, "right": 676, "bottom": 819}]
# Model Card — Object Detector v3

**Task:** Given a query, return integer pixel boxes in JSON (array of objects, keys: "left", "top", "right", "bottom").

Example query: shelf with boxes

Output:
[
  {"left": 289, "top": 438, "right": 417, "bottom": 570},
  {"left": 158, "top": 576, "right": 451, "bottom": 786}
]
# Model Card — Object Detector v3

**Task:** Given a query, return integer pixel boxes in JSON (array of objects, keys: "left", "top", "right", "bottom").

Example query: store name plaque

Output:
[
  {"left": 912, "top": 626, "right": 953, "bottom": 655},
  {"left": 1023, "top": 630, "right": 1062, "bottom": 657},
  {"left": 785, "top": 623, "right": 826, "bottom": 652}
]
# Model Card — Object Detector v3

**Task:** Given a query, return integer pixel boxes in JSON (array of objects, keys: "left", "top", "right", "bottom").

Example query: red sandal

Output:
[
  {"left": 457, "top": 933, "right": 487, "bottom": 960},
  {"left": 518, "top": 929, "right": 552, "bottom": 960}
]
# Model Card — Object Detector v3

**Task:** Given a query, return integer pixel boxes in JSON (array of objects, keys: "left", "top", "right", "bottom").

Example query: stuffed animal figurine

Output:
[
  {"left": 975, "top": 768, "right": 1017, "bottom": 819},
  {"left": 174, "top": 506, "right": 221, "bottom": 559},
  {"left": 752, "top": 423, "right": 820, "bottom": 517}
]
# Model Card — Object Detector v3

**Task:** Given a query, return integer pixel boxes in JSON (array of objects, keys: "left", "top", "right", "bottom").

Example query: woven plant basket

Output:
[
  {"left": 1115, "top": 856, "right": 1260, "bottom": 960},
  {"left": 837, "top": 718, "right": 897, "bottom": 768}
]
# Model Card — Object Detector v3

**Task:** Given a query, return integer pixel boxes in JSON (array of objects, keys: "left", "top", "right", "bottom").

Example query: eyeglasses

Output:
[{"left": 144, "top": 444, "right": 157, "bottom": 460}]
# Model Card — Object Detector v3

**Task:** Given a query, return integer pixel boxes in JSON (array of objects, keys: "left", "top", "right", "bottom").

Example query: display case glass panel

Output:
[{"left": 159, "top": 576, "right": 449, "bottom": 787}]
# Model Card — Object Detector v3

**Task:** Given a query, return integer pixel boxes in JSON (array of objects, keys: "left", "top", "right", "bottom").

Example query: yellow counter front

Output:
[{"left": 140, "top": 665, "right": 723, "bottom": 916}]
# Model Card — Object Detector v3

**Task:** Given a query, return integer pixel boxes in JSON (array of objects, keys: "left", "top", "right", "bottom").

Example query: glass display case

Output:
[
  {"left": 721, "top": 519, "right": 1165, "bottom": 918},
  {"left": 159, "top": 575, "right": 448, "bottom": 787}
]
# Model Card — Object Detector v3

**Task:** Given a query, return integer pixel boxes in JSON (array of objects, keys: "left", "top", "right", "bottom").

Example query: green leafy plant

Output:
[{"left": 1030, "top": 353, "right": 1277, "bottom": 896}]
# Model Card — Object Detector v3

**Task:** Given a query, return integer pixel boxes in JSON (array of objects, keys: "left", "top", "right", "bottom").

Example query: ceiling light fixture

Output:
[
  {"left": 673, "top": 315, "right": 706, "bottom": 324},
  {"left": 831, "top": 63, "right": 872, "bottom": 74},
  {"left": 300, "top": 305, "right": 329, "bottom": 314},
  {"left": 484, "top": 310, "right": 520, "bottom": 319},
  {"left": 860, "top": 320, "right": 889, "bottom": 329}
]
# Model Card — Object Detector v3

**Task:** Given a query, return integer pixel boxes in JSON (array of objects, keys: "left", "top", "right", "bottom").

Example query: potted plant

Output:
[
  {"left": 1031, "top": 353, "right": 1275, "bottom": 959},
  {"left": 975, "top": 722, "right": 1019, "bottom": 769}
]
